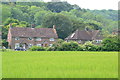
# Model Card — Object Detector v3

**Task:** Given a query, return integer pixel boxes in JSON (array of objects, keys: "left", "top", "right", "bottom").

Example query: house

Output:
[
  {"left": 7, "top": 25, "right": 58, "bottom": 49},
  {"left": 65, "top": 29, "right": 103, "bottom": 44},
  {"left": 112, "top": 29, "right": 120, "bottom": 35}
]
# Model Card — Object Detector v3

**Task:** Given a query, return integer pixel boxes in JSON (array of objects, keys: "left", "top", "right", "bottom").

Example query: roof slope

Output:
[
  {"left": 10, "top": 27, "right": 58, "bottom": 38},
  {"left": 65, "top": 29, "right": 102, "bottom": 40}
]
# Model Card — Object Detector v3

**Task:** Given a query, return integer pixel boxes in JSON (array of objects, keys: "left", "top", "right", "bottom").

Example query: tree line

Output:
[{"left": 1, "top": 1, "right": 119, "bottom": 48}]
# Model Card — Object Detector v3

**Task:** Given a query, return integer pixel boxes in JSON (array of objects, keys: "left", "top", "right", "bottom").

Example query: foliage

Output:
[
  {"left": 47, "top": 2, "right": 74, "bottom": 13},
  {"left": 58, "top": 41, "right": 81, "bottom": 51},
  {"left": 47, "top": 39, "right": 64, "bottom": 51},
  {"left": 34, "top": 10, "right": 51, "bottom": 26},
  {"left": 83, "top": 41, "right": 98, "bottom": 51},
  {"left": 102, "top": 35, "right": 120, "bottom": 51},
  {"left": 29, "top": 46, "right": 46, "bottom": 51},
  {"left": 42, "top": 13, "right": 73, "bottom": 39},
  {"left": 1, "top": 2, "right": 118, "bottom": 50},
  {"left": 2, "top": 40, "right": 8, "bottom": 48}
]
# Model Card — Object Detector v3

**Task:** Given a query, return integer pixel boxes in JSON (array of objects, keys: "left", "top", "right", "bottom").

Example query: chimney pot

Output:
[{"left": 53, "top": 25, "right": 56, "bottom": 29}]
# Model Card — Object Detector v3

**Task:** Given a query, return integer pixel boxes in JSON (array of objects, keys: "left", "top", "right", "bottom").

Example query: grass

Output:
[{"left": 2, "top": 51, "right": 118, "bottom": 78}]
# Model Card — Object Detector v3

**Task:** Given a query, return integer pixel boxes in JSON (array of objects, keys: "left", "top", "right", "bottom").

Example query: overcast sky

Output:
[{"left": 44, "top": 0, "right": 119, "bottom": 10}]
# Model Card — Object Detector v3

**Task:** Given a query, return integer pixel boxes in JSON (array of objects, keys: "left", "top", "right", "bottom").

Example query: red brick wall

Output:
[{"left": 10, "top": 37, "right": 57, "bottom": 49}]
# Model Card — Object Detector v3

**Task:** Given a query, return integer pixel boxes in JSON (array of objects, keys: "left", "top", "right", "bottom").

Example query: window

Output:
[
  {"left": 28, "top": 37, "right": 33, "bottom": 40},
  {"left": 49, "top": 44, "right": 53, "bottom": 47},
  {"left": 100, "top": 40, "right": 102, "bottom": 42},
  {"left": 15, "top": 37, "right": 20, "bottom": 40},
  {"left": 36, "top": 38, "right": 41, "bottom": 41},
  {"left": 15, "top": 43, "right": 20, "bottom": 49},
  {"left": 78, "top": 40, "right": 81, "bottom": 43},
  {"left": 37, "top": 44, "right": 42, "bottom": 47},
  {"left": 96, "top": 40, "right": 99, "bottom": 43},
  {"left": 29, "top": 44, "right": 33, "bottom": 48},
  {"left": 49, "top": 38, "right": 54, "bottom": 41},
  {"left": 96, "top": 40, "right": 102, "bottom": 43}
]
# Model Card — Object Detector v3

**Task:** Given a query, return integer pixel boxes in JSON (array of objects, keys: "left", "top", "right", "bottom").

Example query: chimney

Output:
[
  {"left": 9, "top": 23, "right": 12, "bottom": 28},
  {"left": 31, "top": 24, "right": 35, "bottom": 28},
  {"left": 53, "top": 25, "right": 57, "bottom": 34},
  {"left": 85, "top": 27, "right": 89, "bottom": 31},
  {"left": 53, "top": 25, "right": 56, "bottom": 29}
]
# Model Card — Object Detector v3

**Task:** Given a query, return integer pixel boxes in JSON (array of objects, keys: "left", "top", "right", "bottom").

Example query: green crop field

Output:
[{"left": 2, "top": 51, "right": 118, "bottom": 78}]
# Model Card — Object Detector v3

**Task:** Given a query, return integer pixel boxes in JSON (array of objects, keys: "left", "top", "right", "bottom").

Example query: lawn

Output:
[{"left": 2, "top": 51, "right": 118, "bottom": 78}]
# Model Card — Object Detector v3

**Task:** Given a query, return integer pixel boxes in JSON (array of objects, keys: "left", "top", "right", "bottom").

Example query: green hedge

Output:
[{"left": 29, "top": 46, "right": 46, "bottom": 51}]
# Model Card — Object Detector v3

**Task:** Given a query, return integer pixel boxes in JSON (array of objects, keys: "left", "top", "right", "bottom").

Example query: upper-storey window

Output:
[
  {"left": 36, "top": 38, "right": 41, "bottom": 41},
  {"left": 15, "top": 37, "right": 20, "bottom": 40},
  {"left": 28, "top": 37, "right": 33, "bottom": 40},
  {"left": 49, "top": 38, "right": 54, "bottom": 41}
]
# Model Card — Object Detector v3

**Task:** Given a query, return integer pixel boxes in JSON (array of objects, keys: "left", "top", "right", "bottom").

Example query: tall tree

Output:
[{"left": 42, "top": 13, "right": 73, "bottom": 39}]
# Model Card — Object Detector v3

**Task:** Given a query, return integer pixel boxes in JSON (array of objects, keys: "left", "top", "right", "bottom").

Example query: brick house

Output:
[
  {"left": 112, "top": 29, "right": 120, "bottom": 35},
  {"left": 65, "top": 29, "right": 103, "bottom": 44},
  {"left": 7, "top": 25, "right": 58, "bottom": 49}
]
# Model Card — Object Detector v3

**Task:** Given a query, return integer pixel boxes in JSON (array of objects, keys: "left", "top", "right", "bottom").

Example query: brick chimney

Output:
[
  {"left": 53, "top": 25, "right": 57, "bottom": 34},
  {"left": 9, "top": 23, "right": 12, "bottom": 28}
]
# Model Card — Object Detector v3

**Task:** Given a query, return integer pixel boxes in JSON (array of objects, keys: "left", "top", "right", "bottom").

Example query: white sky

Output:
[{"left": 44, "top": 0, "right": 119, "bottom": 10}]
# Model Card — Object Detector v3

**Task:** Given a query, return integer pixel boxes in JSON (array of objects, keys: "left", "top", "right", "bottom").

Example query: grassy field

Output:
[{"left": 2, "top": 51, "right": 118, "bottom": 78}]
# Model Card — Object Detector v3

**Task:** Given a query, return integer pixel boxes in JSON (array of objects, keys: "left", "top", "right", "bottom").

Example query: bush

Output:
[
  {"left": 102, "top": 35, "right": 120, "bottom": 51},
  {"left": 29, "top": 46, "right": 46, "bottom": 51},
  {"left": 83, "top": 41, "right": 98, "bottom": 51},
  {"left": 46, "top": 47, "right": 55, "bottom": 51},
  {"left": 59, "top": 41, "right": 81, "bottom": 51}
]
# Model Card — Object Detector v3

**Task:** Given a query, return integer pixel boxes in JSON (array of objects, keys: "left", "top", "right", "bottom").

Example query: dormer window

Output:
[
  {"left": 49, "top": 38, "right": 54, "bottom": 41},
  {"left": 36, "top": 38, "right": 41, "bottom": 41},
  {"left": 71, "top": 33, "right": 75, "bottom": 38},
  {"left": 15, "top": 37, "right": 20, "bottom": 40},
  {"left": 28, "top": 37, "right": 33, "bottom": 40}
]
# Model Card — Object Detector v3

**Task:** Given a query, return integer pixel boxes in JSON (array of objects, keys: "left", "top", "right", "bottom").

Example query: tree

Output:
[
  {"left": 11, "top": 7, "right": 25, "bottom": 21},
  {"left": 4, "top": 18, "right": 19, "bottom": 26},
  {"left": 60, "top": 11, "right": 85, "bottom": 32},
  {"left": 2, "top": 4, "right": 11, "bottom": 23},
  {"left": 42, "top": 13, "right": 73, "bottom": 39},
  {"left": 102, "top": 35, "right": 120, "bottom": 51},
  {"left": 47, "top": 2, "right": 73, "bottom": 13},
  {"left": 28, "top": 6, "right": 45, "bottom": 24},
  {"left": 34, "top": 10, "right": 51, "bottom": 26}
]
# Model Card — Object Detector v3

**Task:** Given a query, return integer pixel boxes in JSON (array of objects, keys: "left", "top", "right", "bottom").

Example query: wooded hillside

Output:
[{"left": 1, "top": 1, "right": 118, "bottom": 40}]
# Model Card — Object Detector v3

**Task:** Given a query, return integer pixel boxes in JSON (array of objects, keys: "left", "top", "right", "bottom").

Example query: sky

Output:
[{"left": 44, "top": 0, "right": 119, "bottom": 10}]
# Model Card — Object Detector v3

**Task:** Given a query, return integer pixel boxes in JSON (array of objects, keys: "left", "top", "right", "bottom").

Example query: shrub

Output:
[
  {"left": 59, "top": 41, "right": 81, "bottom": 51},
  {"left": 50, "top": 39, "right": 64, "bottom": 51},
  {"left": 46, "top": 47, "right": 55, "bottom": 51},
  {"left": 102, "top": 35, "right": 120, "bottom": 51},
  {"left": 29, "top": 46, "right": 46, "bottom": 51},
  {"left": 83, "top": 41, "right": 98, "bottom": 51}
]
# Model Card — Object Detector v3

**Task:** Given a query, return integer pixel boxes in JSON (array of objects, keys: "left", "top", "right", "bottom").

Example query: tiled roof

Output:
[
  {"left": 10, "top": 27, "right": 58, "bottom": 38},
  {"left": 65, "top": 29, "right": 102, "bottom": 40}
]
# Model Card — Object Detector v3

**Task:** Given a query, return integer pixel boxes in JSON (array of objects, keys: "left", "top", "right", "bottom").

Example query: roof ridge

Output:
[{"left": 13, "top": 27, "right": 53, "bottom": 29}]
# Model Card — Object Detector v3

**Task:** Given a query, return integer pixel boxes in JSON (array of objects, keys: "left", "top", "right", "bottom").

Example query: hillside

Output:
[{"left": 2, "top": 1, "right": 118, "bottom": 40}]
